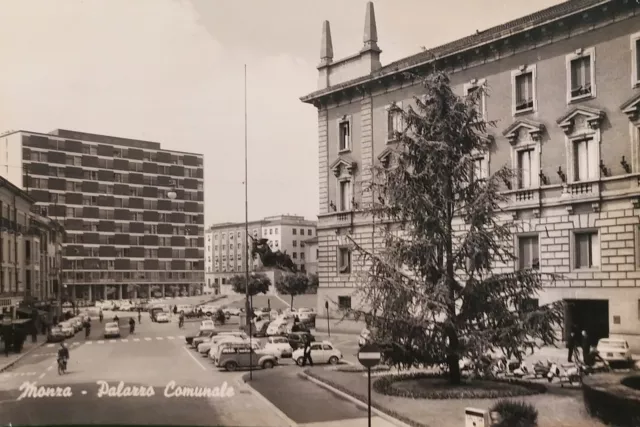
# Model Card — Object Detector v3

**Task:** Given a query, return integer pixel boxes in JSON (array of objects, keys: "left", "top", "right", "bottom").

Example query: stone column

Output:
[
  {"left": 88, "top": 284, "right": 92, "bottom": 302},
  {"left": 118, "top": 285, "right": 123, "bottom": 300},
  {"left": 318, "top": 108, "right": 329, "bottom": 214}
]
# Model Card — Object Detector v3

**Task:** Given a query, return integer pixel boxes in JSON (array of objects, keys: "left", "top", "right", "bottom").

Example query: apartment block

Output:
[
  {"left": 0, "top": 129, "right": 205, "bottom": 301},
  {"left": 205, "top": 215, "right": 317, "bottom": 295},
  {"left": 301, "top": 0, "right": 640, "bottom": 345},
  {"left": 0, "top": 175, "right": 64, "bottom": 320}
]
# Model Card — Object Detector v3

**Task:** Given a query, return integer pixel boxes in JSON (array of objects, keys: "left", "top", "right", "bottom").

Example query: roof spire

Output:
[
  {"left": 362, "top": 1, "right": 380, "bottom": 52},
  {"left": 320, "top": 20, "right": 333, "bottom": 66}
]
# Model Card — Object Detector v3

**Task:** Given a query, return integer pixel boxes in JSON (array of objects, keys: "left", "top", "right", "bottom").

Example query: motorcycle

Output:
[{"left": 533, "top": 359, "right": 553, "bottom": 378}]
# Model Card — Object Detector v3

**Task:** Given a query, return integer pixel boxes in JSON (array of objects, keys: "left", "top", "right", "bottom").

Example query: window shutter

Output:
[
  {"left": 531, "top": 149, "right": 540, "bottom": 187},
  {"left": 591, "top": 233, "right": 600, "bottom": 267},
  {"left": 587, "top": 139, "right": 598, "bottom": 180}
]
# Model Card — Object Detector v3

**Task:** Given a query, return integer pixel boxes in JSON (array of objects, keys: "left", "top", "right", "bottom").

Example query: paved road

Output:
[
  {"left": 224, "top": 294, "right": 317, "bottom": 311},
  {"left": 0, "top": 314, "right": 284, "bottom": 426}
]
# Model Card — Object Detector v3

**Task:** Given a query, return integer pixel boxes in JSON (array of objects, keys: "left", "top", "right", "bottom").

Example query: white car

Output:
[
  {"left": 100, "top": 301, "right": 115, "bottom": 311},
  {"left": 198, "top": 332, "right": 247, "bottom": 355},
  {"left": 597, "top": 338, "right": 632, "bottom": 363},
  {"left": 199, "top": 305, "right": 218, "bottom": 316},
  {"left": 293, "top": 341, "right": 342, "bottom": 365},
  {"left": 104, "top": 322, "right": 121, "bottom": 338},
  {"left": 210, "top": 338, "right": 260, "bottom": 364},
  {"left": 298, "top": 308, "right": 316, "bottom": 323},
  {"left": 264, "top": 336, "right": 293, "bottom": 358},
  {"left": 156, "top": 312, "right": 169, "bottom": 323},
  {"left": 58, "top": 322, "right": 75, "bottom": 337},
  {"left": 199, "top": 320, "right": 215, "bottom": 331},
  {"left": 266, "top": 321, "right": 288, "bottom": 336},
  {"left": 118, "top": 301, "right": 133, "bottom": 311}
]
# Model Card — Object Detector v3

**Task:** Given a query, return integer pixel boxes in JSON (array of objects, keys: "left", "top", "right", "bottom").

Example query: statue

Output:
[{"left": 251, "top": 238, "right": 297, "bottom": 273}]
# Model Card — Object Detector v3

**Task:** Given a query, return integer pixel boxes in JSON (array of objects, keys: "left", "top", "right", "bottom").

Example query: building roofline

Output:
[
  {"left": 302, "top": 236, "right": 318, "bottom": 244},
  {"left": 300, "top": 0, "right": 611, "bottom": 104},
  {"left": 0, "top": 175, "right": 35, "bottom": 204},
  {"left": 1, "top": 129, "right": 203, "bottom": 157}
]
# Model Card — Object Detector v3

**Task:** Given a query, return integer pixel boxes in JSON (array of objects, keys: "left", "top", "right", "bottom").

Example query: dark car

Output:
[
  {"left": 291, "top": 323, "right": 310, "bottom": 333},
  {"left": 47, "top": 326, "right": 66, "bottom": 343},
  {"left": 185, "top": 329, "right": 214, "bottom": 346},
  {"left": 287, "top": 332, "right": 315, "bottom": 351}
]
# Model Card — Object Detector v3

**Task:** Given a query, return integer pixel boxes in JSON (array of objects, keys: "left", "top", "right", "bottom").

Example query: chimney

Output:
[
  {"left": 317, "top": 20, "right": 333, "bottom": 90},
  {"left": 360, "top": 1, "right": 382, "bottom": 73}
]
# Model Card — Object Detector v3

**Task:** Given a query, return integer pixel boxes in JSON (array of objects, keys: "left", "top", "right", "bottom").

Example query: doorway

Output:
[{"left": 564, "top": 299, "right": 609, "bottom": 347}]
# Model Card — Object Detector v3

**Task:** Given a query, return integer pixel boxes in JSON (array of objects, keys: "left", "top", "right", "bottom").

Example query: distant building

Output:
[
  {"left": 0, "top": 129, "right": 205, "bottom": 301},
  {"left": 205, "top": 215, "right": 317, "bottom": 295},
  {"left": 0, "top": 175, "right": 65, "bottom": 320},
  {"left": 301, "top": 0, "right": 640, "bottom": 342},
  {"left": 302, "top": 236, "right": 318, "bottom": 276}
]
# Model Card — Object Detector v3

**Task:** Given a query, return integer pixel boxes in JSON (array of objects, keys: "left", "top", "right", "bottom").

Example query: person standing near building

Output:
[
  {"left": 581, "top": 330, "right": 590, "bottom": 362},
  {"left": 301, "top": 335, "right": 313, "bottom": 367},
  {"left": 567, "top": 329, "right": 577, "bottom": 362}
]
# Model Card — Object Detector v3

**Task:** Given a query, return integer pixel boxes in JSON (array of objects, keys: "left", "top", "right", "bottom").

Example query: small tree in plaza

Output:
[
  {"left": 350, "top": 71, "right": 564, "bottom": 385},
  {"left": 275, "top": 273, "right": 310, "bottom": 309},
  {"left": 230, "top": 273, "right": 271, "bottom": 297}
]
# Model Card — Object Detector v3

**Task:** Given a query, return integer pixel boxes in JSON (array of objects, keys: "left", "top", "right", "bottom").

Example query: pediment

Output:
[
  {"left": 377, "top": 147, "right": 394, "bottom": 166},
  {"left": 556, "top": 106, "right": 605, "bottom": 134},
  {"left": 502, "top": 119, "right": 544, "bottom": 145},
  {"left": 621, "top": 92, "right": 640, "bottom": 121},
  {"left": 330, "top": 156, "right": 357, "bottom": 177}
]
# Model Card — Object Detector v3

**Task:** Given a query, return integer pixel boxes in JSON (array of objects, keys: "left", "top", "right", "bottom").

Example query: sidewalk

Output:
[{"left": 0, "top": 333, "right": 48, "bottom": 373}]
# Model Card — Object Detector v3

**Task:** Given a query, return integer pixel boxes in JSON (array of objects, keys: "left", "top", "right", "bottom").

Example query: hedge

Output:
[
  {"left": 335, "top": 365, "right": 391, "bottom": 373},
  {"left": 583, "top": 373, "right": 640, "bottom": 427},
  {"left": 373, "top": 372, "right": 547, "bottom": 400}
]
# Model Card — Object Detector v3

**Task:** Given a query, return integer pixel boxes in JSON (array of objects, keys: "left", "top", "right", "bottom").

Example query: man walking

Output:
[
  {"left": 301, "top": 336, "right": 313, "bottom": 367},
  {"left": 567, "top": 329, "right": 577, "bottom": 362}
]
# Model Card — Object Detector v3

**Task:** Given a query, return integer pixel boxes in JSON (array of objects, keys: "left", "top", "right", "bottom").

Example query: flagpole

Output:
[{"left": 244, "top": 64, "right": 253, "bottom": 381}]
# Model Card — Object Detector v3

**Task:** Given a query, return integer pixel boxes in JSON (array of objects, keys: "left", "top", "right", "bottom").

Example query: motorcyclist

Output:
[
  {"left": 57, "top": 342, "right": 69, "bottom": 369},
  {"left": 129, "top": 317, "right": 135, "bottom": 333}
]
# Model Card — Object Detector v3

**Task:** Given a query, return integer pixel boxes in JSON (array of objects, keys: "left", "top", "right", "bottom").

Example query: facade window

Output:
[
  {"left": 518, "top": 235, "right": 540, "bottom": 270},
  {"left": 470, "top": 156, "right": 487, "bottom": 183},
  {"left": 300, "top": 252, "right": 305, "bottom": 260},
  {"left": 566, "top": 48, "right": 596, "bottom": 102},
  {"left": 275, "top": 228, "right": 278, "bottom": 235},
  {"left": 269, "top": 229, "right": 272, "bottom": 235},
  {"left": 338, "top": 117, "right": 351, "bottom": 152},
  {"left": 464, "top": 80, "right": 486, "bottom": 120},
  {"left": 574, "top": 231, "right": 600, "bottom": 269},
  {"left": 292, "top": 252, "right": 297, "bottom": 259},
  {"left": 338, "top": 247, "right": 351, "bottom": 274},
  {"left": 385, "top": 102, "right": 403, "bottom": 142},
  {"left": 512, "top": 66, "right": 536, "bottom": 114},
  {"left": 572, "top": 138, "right": 598, "bottom": 182},
  {"left": 308, "top": 229, "right": 312, "bottom": 236},
  {"left": 517, "top": 148, "right": 538, "bottom": 188},
  {"left": 338, "top": 296, "right": 352, "bottom": 310},
  {"left": 237, "top": 231, "right": 241, "bottom": 238},
  {"left": 299, "top": 228, "right": 304, "bottom": 235},
  {"left": 632, "top": 32, "right": 640, "bottom": 87},
  {"left": 293, "top": 240, "right": 297, "bottom": 247},
  {"left": 230, "top": 244, "right": 233, "bottom": 249},
  {"left": 293, "top": 229, "right": 297, "bottom": 235},
  {"left": 214, "top": 234, "right": 218, "bottom": 239},
  {"left": 338, "top": 180, "right": 352, "bottom": 211}
]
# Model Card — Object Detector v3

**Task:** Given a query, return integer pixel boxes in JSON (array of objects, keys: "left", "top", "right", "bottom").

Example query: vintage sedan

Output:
[
  {"left": 597, "top": 338, "right": 633, "bottom": 364},
  {"left": 47, "top": 326, "right": 66, "bottom": 343},
  {"left": 263, "top": 336, "right": 293, "bottom": 358},
  {"left": 155, "top": 312, "right": 170, "bottom": 323},
  {"left": 104, "top": 322, "right": 121, "bottom": 338},
  {"left": 58, "top": 322, "right": 75, "bottom": 338},
  {"left": 293, "top": 341, "right": 342, "bottom": 366}
]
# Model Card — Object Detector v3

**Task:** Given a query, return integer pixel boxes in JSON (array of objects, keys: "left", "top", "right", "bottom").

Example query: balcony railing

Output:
[{"left": 565, "top": 181, "right": 596, "bottom": 197}]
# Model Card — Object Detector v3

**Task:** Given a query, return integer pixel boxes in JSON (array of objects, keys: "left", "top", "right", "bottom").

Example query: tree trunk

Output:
[
  {"left": 445, "top": 168, "right": 461, "bottom": 385},
  {"left": 290, "top": 294, "right": 294, "bottom": 310}
]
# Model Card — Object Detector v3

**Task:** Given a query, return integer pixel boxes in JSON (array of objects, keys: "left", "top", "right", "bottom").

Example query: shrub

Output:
[
  {"left": 490, "top": 400, "right": 538, "bottom": 427},
  {"left": 583, "top": 374, "right": 640, "bottom": 427},
  {"left": 336, "top": 365, "right": 391, "bottom": 373},
  {"left": 373, "top": 372, "right": 546, "bottom": 399}
]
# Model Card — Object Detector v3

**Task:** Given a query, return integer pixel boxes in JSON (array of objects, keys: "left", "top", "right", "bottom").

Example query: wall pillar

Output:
[
  {"left": 118, "top": 285, "right": 123, "bottom": 300},
  {"left": 318, "top": 108, "right": 329, "bottom": 215}
]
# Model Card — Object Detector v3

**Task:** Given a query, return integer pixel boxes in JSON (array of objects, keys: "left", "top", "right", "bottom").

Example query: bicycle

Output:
[{"left": 57, "top": 358, "right": 67, "bottom": 375}]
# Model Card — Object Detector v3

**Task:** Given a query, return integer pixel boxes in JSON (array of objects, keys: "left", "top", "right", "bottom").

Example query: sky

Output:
[{"left": 0, "top": 0, "right": 564, "bottom": 225}]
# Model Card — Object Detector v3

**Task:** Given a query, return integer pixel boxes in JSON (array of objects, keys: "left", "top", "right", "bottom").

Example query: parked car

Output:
[
  {"left": 186, "top": 329, "right": 214, "bottom": 346},
  {"left": 297, "top": 308, "right": 317, "bottom": 325},
  {"left": 198, "top": 332, "right": 247, "bottom": 355},
  {"left": 155, "top": 312, "right": 170, "bottom": 323},
  {"left": 287, "top": 332, "right": 315, "bottom": 351},
  {"left": 199, "top": 320, "right": 215, "bottom": 331},
  {"left": 209, "top": 336, "right": 253, "bottom": 361},
  {"left": 596, "top": 338, "right": 632, "bottom": 364},
  {"left": 266, "top": 320, "right": 288, "bottom": 337},
  {"left": 149, "top": 307, "right": 166, "bottom": 322},
  {"left": 58, "top": 322, "right": 75, "bottom": 338},
  {"left": 264, "top": 336, "right": 293, "bottom": 358},
  {"left": 192, "top": 331, "right": 217, "bottom": 349},
  {"left": 118, "top": 301, "right": 133, "bottom": 311},
  {"left": 47, "top": 326, "right": 66, "bottom": 343},
  {"left": 104, "top": 322, "right": 121, "bottom": 338},
  {"left": 293, "top": 341, "right": 342, "bottom": 366},
  {"left": 216, "top": 344, "right": 277, "bottom": 371}
]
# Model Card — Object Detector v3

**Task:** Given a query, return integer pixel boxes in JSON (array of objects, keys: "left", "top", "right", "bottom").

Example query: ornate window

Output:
[
  {"left": 511, "top": 65, "right": 536, "bottom": 115},
  {"left": 621, "top": 92, "right": 640, "bottom": 173},
  {"left": 556, "top": 107, "right": 604, "bottom": 185},
  {"left": 632, "top": 32, "right": 640, "bottom": 88},
  {"left": 464, "top": 78, "right": 487, "bottom": 120},
  {"left": 337, "top": 115, "right": 352, "bottom": 153},
  {"left": 566, "top": 47, "right": 596, "bottom": 103},
  {"left": 503, "top": 119, "right": 544, "bottom": 189},
  {"left": 385, "top": 102, "right": 404, "bottom": 143},
  {"left": 330, "top": 157, "right": 357, "bottom": 212}
]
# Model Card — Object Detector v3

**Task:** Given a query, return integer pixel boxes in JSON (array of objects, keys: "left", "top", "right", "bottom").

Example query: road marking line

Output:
[
  {"left": 46, "top": 366, "right": 52, "bottom": 371},
  {"left": 46, "top": 344, "right": 54, "bottom": 348},
  {"left": 133, "top": 338, "right": 140, "bottom": 342},
  {"left": 86, "top": 341, "right": 93, "bottom": 345},
  {"left": 121, "top": 339, "right": 128, "bottom": 342},
  {"left": 156, "top": 337, "right": 164, "bottom": 340},
  {"left": 38, "top": 373, "right": 45, "bottom": 379},
  {"left": 109, "top": 340, "right": 117, "bottom": 343},
  {"left": 167, "top": 336, "right": 174, "bottom": 339},
  {"left": 97, "top": 340, "right": 105, "bottom": 344},
  {"left": 144, "top": 338, "right": 152, "bottom": 341},
  {"left": 182, "top": 346, "right": 207, "bottom": 371}
]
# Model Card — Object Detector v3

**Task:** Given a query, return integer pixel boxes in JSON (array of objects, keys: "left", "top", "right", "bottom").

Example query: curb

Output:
[
  {"left": 237, "top": 374, "right": 298, "bottom": 427},
  {"left": 299, "top": 371, "right": 414, "bottom": 427},
  {"left": 0, "top": 339, "right": 48, "bottom": 373}
]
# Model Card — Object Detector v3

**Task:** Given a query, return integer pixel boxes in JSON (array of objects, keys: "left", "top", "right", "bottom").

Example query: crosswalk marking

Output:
[
  {"left": 46, "top": 344, "right": 54, "bottom": 348},
  {"left": 167, "top": 336, "right": 174, "bottom": 340},
  {"left": 98, "top": 340, "right": 105, "bottom": 344},
  {"left": 0, "top": 372, "right": 37, "bottom": 378},
  {"left": 156, "top": 337, "right": 163, "bottom": 340},
  {"left": 86, "top": 341, "right": 93, "bottom": 345},
  {"left": 144, "top": 338, "right": 152, "bottom": 341},
  {"left": 178, "top": 336, "right": 185, "bottom": 339},
  {"left": 133, "top": 338, "right": 140, "bottom": 342},
  {"left": 121, "top": 339, "right": 128, "bottom": 342}
]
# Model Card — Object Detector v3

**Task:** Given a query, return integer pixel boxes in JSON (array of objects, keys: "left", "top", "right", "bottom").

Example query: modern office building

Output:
[
  {"left": 0, "top": 175, "right": 65, "bottom": 320},
  {"left": 0, "top": 129, "right": 205, "bottom": 301},
  {"left": 301, "top": 0, "right": 640, "bottom": 344},
  {"left": 205, "top": 215, "right": 317, "bottom": 295}
]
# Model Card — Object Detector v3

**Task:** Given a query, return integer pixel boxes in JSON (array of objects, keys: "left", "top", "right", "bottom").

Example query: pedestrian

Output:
[
  {"left": 99, "top": 309, "right": 103, "bottom": 323},
  {"left": 581, "top": 330, "right": 590, "bottom": 362},
  {"left": 301, "top": 336, "right": 313, "bottom": 367},
  {"left": 567, "top": 329, "right": 576, "bottom": 362},
  {"left": 138, "top": 308, "right": 142, "bottom": 324},
  {"left": 173, "top": 305, "right": 178, "bottom": 315},
  {"left": 31, "top": 322, "right": 37, "bottom": 343}
]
